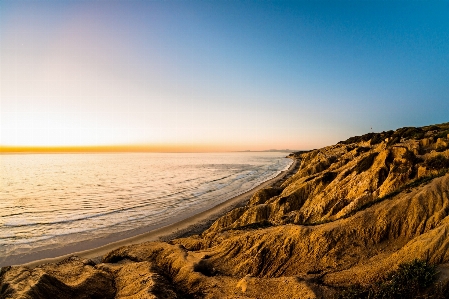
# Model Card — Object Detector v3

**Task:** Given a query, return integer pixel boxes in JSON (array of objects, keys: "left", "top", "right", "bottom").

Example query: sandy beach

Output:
[{"left": 7, "top": 157, "right": 299, "bottom": 268}]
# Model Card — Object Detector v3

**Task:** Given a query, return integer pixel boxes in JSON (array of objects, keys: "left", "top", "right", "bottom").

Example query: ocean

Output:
[{"left": 0, "top": 152, "right": 291, "bottom": 266}]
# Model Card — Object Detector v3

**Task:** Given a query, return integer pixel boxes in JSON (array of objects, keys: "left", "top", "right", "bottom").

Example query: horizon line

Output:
[{"left": 0, "top": 145, "right": 300, "bottom": 154}]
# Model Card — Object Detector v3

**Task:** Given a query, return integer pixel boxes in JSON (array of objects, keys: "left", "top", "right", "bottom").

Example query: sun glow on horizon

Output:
[
  {"left": 0, "top": 142, "right": 301, "bottom": 153},
  {"left": 2, "top": 1, "right": 448, "bottom": 152},
  {"left": 0, "top": 145, "right": 227, "bottom": 153}
]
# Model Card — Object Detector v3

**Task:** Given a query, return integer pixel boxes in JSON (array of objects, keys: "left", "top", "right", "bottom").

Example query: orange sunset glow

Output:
[
  {"left": 2, "top": 1, "right": 448, "bottom": 152},
  {"left": 0, "top": 144, "right": 260, "bottom": 153}
]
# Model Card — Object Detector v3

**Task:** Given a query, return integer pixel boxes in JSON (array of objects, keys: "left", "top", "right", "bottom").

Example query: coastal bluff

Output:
[{"left": 2, "top": 123, "right": 449, "bottom": 298}]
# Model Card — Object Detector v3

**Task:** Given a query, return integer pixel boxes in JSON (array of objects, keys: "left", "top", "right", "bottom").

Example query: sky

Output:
[{"left": 1, "top": 0, "right": 449, "bottom": 151}]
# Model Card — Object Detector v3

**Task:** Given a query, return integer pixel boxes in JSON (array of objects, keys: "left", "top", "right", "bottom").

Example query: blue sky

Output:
[{"left": 1, "top": 0, "right": 448, "bottom": 150}]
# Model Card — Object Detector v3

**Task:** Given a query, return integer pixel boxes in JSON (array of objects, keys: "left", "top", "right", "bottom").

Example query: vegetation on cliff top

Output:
[{"left": 338, "top": 259, "right": 444, "bottom": 299}]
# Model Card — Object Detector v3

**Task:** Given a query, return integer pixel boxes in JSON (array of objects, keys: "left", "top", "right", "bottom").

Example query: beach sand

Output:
[{"left": 8, "top": 157, "right": 299, "bottom": 268}]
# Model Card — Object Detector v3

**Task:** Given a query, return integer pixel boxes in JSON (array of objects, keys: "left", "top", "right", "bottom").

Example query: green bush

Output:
[
  {"left": 398, "top": 127, "right": 423, "bottom": 139},
  {"left": 387, "top": 136, "right": 400, "bottom": 146},
  {"left": 376, "top": 259, "right": 436, "bottom": 298},
  {"left": 339, "top": 133, "right": 376, "bottom": 145},
  {"left": 425, "top": 155, "right": 449, "bottom": 170},
  {"left": 435, "top": 129, "right": 449, "bottom": 140},
  {"left": 337, "top": 259, "right": 438, "bottom": 299},
  {"left": 370, "top": 134, "right": 384, "bottom": 145},
  {"left": 427, "top": 125, "right": 441, "bottom": 132}
]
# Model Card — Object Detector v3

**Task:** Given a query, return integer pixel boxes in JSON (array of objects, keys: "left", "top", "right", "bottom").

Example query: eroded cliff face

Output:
[{"left": 2, "top": 123, "right": 449, "bottom": 298}]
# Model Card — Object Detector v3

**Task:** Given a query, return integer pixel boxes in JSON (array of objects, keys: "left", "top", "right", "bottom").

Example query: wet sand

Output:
[{"left": 9, "top": 157, "right": 299, "bottom": 268}]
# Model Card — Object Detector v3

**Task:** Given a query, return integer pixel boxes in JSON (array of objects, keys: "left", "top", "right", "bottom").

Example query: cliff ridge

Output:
[{"left": 2, "top": 122, "right": 449, "bottom": 298}]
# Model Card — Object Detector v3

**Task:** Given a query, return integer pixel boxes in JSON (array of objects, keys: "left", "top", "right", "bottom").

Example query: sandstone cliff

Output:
[{"left": 2, "top": 123, "right": 449, "bottom": 298}]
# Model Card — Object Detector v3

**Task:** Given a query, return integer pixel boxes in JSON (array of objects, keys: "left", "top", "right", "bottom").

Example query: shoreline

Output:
[{"left": 5, "top": 157, "right": 299, "bottom": 268}]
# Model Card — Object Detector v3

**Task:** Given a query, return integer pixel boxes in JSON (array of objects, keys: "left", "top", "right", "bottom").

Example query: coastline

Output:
[{"left": 6, "top": 156, "right": 299, "bottom": 268}]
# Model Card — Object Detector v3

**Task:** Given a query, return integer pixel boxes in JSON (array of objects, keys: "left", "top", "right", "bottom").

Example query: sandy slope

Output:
[{"left": 2, "top": 123, "right": 449, "bottom": 298}]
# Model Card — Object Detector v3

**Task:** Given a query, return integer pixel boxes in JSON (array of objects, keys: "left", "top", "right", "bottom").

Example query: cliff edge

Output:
[{"left": 2, "top": 122, "right": 449, "bottom": 298}]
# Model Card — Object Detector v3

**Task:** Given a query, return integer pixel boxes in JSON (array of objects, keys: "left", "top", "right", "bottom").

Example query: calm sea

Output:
[{"left": 0, "top": 152, "right": 291, "bottom": 266}]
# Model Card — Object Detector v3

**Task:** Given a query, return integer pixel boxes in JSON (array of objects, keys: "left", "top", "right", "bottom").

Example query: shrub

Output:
[
  {"left": 370, "top": 133, "right": 384, "bottom": 145},
  {"left": 375, "top": 259, "right": 437, "bottom": 298},
  {"left": 413, "top": 131, "right": 425, "bottom": 139},
  {"left": 436, "top": 146, "right": 448, "bottom": 153},
  {"left": 403, "top": 150, "right": 418, "bottom": 163},
  {"left": 425, "top": 155, "right": 449, "bottom": 170},
  {"left": 436, "top": 130, "right": 449, "bottom": 139},
  {"left": 339, "top": 133, "right": 375, "bottom": 145},
  {"left": 387, "top": 136, "right": 400, "bottom": 146},
  {"left": 427, "top": 125, "right": 441, "bottom": 132},
  {"left": 403, "top": 127, "right": 424, "bottom": 139},
  {"left": 337, "top": 259, "right": 438, "bottom": 299}
]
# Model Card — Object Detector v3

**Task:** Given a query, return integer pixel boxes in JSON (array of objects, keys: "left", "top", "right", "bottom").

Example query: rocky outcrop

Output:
[
  {"left": 0, "top": 257, "right": 115, "bottom": 299},
  {"left": 201, "top": 123, "right": 449, "bottom": 234},
  {"left": 2, "top": 122, "right": 449, "bottom": 298},
  {"left": 0, "top": 256, "right": 179, "bottom": 299}
]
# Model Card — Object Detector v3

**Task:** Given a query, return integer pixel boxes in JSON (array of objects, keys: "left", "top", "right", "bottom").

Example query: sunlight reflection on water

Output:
[{"left": 0, "top": 152, "right": 291, "bottom": 262}]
